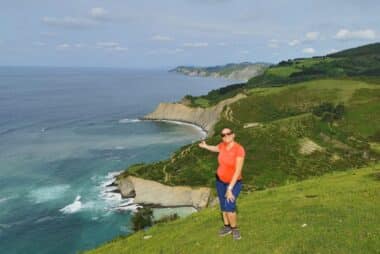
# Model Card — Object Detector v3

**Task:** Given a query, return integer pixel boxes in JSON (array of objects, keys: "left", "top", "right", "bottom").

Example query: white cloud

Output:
[
  {"left": 240, "top": 50, "right": 249, "bottom": 54},
  {"left": 217, "top": 42, "right": 227, "bottom": 46},
  {"left": 34, "top": 42, "right": 47, "bottom": 47},
  {"left": 334, "top": 28, "right": 376, "bottom": 40},
  {"left": 96, "top": 42, "right": 120, "bottom": 48},
  {"left": 151, "top": 35, "right": 173, "bottom": 41},
  {"left": 42, "top": 16, "right": 97, "bottom": 28},
  {"left": 183, "top": 42, "right": 208, "bottom": 47},
  {"left": 326, "top": 48, "right": 338, "bottom": 54},
  {"left": 267, "top": 39, "right": 279, "bottom": 48},
  {"left": 56, "top": 43, "right": 70, "bottom": 50},
  {"left": 96, "top": 42, "right": 128, "bottom": 52},
  {"left": 288, "top": 39, "right": 300, "bottom": 46},
  {"left": 113, "top": 46, "right": 128, "bottom": 52},
  {"left": 146, "top": 48, "right": 184, "bottom": 55},
  {"left": 305, "top": 32, "right": 320, "bottom": 41},
  {"left": 90, "top": 7, "right": 108, "bottom": 20},
  {"left": 302, "top": 47, "right": 316, "bottom": 54},
  {"left": 74, "top": 43, "right": 86, "bottom": 48}
]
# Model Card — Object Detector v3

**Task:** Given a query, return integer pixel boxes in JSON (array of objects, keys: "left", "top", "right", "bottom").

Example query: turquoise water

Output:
[{"left": 0, "top": 67, "right": 236, "bottom": 254}]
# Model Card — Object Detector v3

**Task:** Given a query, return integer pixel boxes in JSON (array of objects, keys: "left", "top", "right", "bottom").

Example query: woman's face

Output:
[{"left": 221, "top": 128, "right": 234, "bottom": 143}]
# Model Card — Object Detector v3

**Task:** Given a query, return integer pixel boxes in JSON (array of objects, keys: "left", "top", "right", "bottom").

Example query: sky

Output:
[{"left": 0, "top": 0, "right": 379, "bottom": 68}]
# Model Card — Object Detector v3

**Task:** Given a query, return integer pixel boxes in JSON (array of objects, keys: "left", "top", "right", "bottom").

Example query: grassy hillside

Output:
[
  {"left": 85, "top": 164, "right": 380, "bottom": 254},
  {"left": 186, "top": 43, "right": 380, "bottom": 108},
  {"left": 118, "top": 78, "right": 380, "bottom": 192}
]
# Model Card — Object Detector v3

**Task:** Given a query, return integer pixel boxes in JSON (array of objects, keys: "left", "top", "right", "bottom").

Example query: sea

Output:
[{"left": 0, "top": 66, "right": 237, "bottom": 254}]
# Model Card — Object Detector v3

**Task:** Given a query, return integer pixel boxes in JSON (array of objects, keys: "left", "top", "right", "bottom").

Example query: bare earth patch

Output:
[{"left": 299, "top": 137, "right": 324, "bottom": 155}]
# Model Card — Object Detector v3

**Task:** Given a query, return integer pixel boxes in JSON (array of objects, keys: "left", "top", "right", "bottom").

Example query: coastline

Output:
[{"left": 138, "top": 118, "right": 208, "bottom": 139}]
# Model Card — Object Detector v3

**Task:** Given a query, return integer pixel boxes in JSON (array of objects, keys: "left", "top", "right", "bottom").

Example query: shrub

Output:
[{"left": 132, "top": 207, "right": 153, "bottom": 232}]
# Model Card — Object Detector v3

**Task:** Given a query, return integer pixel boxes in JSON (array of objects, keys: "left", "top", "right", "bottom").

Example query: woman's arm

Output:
[
  {"left": 198, "top": 140, "right": 219, "bottom": 153},
  {"left": 226, "top": 156, "right": 244, "bottom": 198}
]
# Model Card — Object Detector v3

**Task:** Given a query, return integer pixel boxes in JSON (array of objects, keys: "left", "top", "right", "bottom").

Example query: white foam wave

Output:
[
  {"left": 59, "top": 195, "right": 82, "bottom": 214},
  {"left": 118, "top": 118, "right": 141, "bottom": 124},
  {"left": 97, "top": 171, "right": 142, "bottom": 213},
  {"left": 29, "top": 184, "right": 70, "bottom": 204}
]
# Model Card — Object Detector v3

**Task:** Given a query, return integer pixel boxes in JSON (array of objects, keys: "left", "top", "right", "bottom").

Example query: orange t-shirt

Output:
[{"left": 217, "top": 142, "right": 245, "bottom": 183}]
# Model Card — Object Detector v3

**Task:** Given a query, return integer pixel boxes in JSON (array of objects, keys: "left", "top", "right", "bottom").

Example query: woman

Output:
[{"left": 198, "top": 128, "right": 245, "bottom": 240}]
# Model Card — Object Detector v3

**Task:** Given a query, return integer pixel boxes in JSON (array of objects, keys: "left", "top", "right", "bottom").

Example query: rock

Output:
[
  {"left": 117, "top": 176, "right": 211, "bottom": 210},
  {"left": 142, "top": 93, "right": 247, "bottom": 137}
]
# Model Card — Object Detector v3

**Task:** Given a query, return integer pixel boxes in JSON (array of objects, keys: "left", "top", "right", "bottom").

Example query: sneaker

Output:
[
  {"left": 232, "top": 228, "right": 242, "bottom": 240},
  {"left": 219, "top": 226, "right": 232, "bottom": 236}
]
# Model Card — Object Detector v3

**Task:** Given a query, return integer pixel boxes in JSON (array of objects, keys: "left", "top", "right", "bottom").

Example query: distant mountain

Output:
[{"left": 169, "top": 62, "right": 271, "bottom": 81}]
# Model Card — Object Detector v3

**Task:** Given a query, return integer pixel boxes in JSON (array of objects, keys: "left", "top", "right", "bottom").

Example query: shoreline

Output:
[{"left": 138, "top": 118, "right": 208, "bottom": 139}]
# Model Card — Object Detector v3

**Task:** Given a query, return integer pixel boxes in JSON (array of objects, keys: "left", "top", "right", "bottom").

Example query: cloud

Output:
[
  {"left": 302, "top": 47, "right": 316, "bottom": 54},
  {"left": 183, "top": 42, "right": 208, "bottom": 47},
  {"left": 305, "top": 31, "right": 320, "bottom": 41},
  {"left": 96, "top": 42, "right": 128, "bottom": 52},
  {"left": 96, "top": 42, "right": 120, "bottom": 48},
  {"left": 90, "top": 7, "right": 109, "bottom": 20},
  {"left": 287, "top": 32, "right": 319, "bottom": 47},
  {"left": 334, "top": 28, "right": 376, "bottom": 40},
  {"left": 74, "top": 43, "right": 86, "bottom": 48},
  {"left": 326, "top": 48, "right": 338, "bottom": 54},
  {"left": 288, "top": 39, "right": 301, "bottom": 46},
  {"left": 34, "top": 42, "right": 47, "bottom": 47},
  {"left": 217, "top": 42, "right": 228, "bottom": 46},
  {"left": 42, "top": 16, "right": 97, "bottom": 28},
  {"left": 56, "top": 43, "right": 70, "bottom": 50},
  {"left": 151, "top": 35, "right": 173, "bottom": 41},
  {"left": 146, "top": 48, "right": 184, "bottom": 55},
  {"left": 239, "top": 50, "right": 249, "bottom": 54},
  {"left": 268, "top": 39, "right": 279, "bottom": 48}
]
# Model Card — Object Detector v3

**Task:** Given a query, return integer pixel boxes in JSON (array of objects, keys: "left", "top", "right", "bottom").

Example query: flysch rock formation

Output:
[
  {"left": 142, "top": 93, "right": 247, "bottom": 137},
  {"left": 116, "top": 176, "right": 211, "bottom": 210}
]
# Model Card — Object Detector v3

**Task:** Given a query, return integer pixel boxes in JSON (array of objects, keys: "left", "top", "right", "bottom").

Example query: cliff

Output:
[
  {"left": 142, "top": 93, "right": 247, "bottom": 137},
  {"left": 115, "top": 176, "right": 212, "bottom": 210}
]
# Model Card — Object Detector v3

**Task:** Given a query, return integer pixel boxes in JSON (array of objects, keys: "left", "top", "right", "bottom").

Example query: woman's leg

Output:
[
  {"left": 225, "top": 181, "right": 242, "bottom": 227},
  {"left": 216, "top": 179, "right": 230, "bottom": 225}
]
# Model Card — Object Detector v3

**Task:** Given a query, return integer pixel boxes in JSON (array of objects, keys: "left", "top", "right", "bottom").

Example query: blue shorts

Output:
[{"left": 216, "top": 177, "right": 242, "bottom": 212}]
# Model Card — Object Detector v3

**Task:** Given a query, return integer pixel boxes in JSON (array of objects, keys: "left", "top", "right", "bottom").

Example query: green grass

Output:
[
  {"left": 118, "top": 78, "right": 380, "bottom": 191},
  {"left": 84, "top": 164, "right": 380, "bottom": 254}
]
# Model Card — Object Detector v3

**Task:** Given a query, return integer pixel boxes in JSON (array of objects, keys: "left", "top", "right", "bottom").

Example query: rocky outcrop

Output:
[
  {"left": 142, "top": 93, "right": 247, "bottom": 137},
  {"left": 116, "top": 176, "right": 211, "bottom": 210}
]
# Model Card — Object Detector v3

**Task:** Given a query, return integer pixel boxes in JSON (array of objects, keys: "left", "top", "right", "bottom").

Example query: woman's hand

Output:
[
  {"left": 225, "top": 189, "right": 235, "bottom": 203},
  {"left": 198, "top": 140, "right": 207, "bottom": 149}
]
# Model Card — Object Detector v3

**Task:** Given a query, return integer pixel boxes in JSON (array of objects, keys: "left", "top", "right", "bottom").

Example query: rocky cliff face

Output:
[
  {"left": 142, "top": 93, "right": 247, "bottom": 137},
  {"left": 116, "top": 176, "right": 211, "bottom": 210}
]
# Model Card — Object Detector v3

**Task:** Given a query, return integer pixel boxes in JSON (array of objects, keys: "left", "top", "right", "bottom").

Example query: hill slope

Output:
[
  {"left": 170, "top": 62, "right": 270, "bottom": 81},
  {"left": 84, "top": 164, "right": 380, "bottom": 254}
]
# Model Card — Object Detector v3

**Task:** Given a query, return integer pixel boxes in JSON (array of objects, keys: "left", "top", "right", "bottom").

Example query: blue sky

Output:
[{"left": 0, "top": 0, "right": 379, "bottom": 68}]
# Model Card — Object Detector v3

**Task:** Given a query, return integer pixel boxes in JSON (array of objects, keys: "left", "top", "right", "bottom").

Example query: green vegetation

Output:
[
  {"left": 131, "top": 208, "right": 180, "bottom": 232},
  {"left": 183, "top": 43, "right": 380, "bottom": 108},
  {"left": 85, "top": 164, "right": 380, "bottom": 254},
  {"left": 117, "top": 78, "right": 380, "bottom": 192},
  {"left": 170, "top": 62, "right": 269, "bottom": 78},
  {"left": 88, "top": 42, "right": 380, "bottom": 253},
  {"left": 132, "top": 207, "right": 153, "bottom": 232}
]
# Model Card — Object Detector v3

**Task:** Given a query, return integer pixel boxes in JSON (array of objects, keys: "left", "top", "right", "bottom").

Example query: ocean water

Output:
[{"left": 0, "top": 66, "right": 236, "bottom": 254}]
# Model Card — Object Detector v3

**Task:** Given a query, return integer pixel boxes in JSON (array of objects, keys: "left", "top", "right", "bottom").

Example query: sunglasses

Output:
[{"left": 220, "top": 131, "right": 233, "bottom": 137}]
